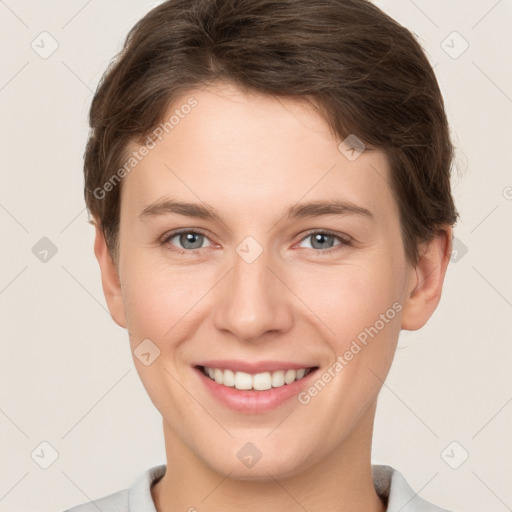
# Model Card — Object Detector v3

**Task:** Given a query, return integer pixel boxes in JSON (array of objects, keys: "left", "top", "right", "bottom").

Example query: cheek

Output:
[
  {"left": 292, "top": 260, "right": 403, "bottom": 344},
  {"left": 119, "top": 236, "right": 406, "bottom": 358},
  {"left": 120, "top": 254, "right": 212, "bottom": 343}
]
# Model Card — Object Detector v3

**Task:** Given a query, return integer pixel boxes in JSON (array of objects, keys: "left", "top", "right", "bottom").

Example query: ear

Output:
[
  {"left": 93, "top": 222, "right": 127, "bottom": 329},
  {"left": 401, "top": 227, "right": 453, "bottom": 331}
]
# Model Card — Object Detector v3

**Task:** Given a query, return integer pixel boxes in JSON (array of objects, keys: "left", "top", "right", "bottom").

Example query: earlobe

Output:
[
  {"left": 400, "top": 227, "right": 453, "bottom": 331},
  {"left": 93, "top": 223, "right": 127, "bottom": 329}
]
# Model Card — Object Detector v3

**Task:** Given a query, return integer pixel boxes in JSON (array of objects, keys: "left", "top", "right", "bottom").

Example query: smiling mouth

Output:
[{"left": 196, "top": 365, "right": 319, "bottom": 391}]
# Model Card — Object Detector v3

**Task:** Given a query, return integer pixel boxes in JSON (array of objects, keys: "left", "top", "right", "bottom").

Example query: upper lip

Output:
[{"left": 195, "top": 360, "right": 318, "bottom": 374}]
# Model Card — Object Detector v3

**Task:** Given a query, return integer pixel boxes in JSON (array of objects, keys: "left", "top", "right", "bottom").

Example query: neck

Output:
[{"left": 151, "top": 400, "right": 386, "bottom": 512}]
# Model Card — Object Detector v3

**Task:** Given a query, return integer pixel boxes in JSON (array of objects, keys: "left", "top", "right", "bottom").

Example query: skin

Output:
[{"left": 94, "top": 82, "right": 452, "bottom": 512}]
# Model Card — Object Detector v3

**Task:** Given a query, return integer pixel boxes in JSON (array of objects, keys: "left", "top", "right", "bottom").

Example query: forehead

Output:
[{"left": 120, "top": 83, "right": 397, "bottom": 224}]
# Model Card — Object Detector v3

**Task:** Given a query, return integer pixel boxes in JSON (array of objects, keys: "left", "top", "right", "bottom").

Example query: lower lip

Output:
[{"left": 194, "top": 366, "right": 319, "bottom": 413}]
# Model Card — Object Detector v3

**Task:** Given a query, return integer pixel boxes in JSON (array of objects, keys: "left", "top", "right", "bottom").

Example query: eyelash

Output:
[{"left": 160, "top": 228, "right": 352, "bottom": 256}]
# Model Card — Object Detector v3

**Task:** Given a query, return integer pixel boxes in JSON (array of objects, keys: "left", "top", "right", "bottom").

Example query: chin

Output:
[{"left": 202, "top": 448, "right": 316, "bottom": 481}]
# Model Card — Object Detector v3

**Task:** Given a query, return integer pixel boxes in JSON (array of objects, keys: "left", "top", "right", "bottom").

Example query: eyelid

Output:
[
  {"left": 161, "top": 227, "right": 352, "bottom": 254},
  {"left": 160, "top": 227, "right": 211, "bottom": 244},
  {"left": 294, "top": 229, "right": 352, "bottom": 253},
  {"left": 160, "top": 228, "right": 215, "bottom": 254},
  {"left": 297, "top": 228, "right": 352, "bottom": 245}
]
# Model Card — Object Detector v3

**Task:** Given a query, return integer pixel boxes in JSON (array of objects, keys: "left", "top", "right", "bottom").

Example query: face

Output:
[{"left": 96, "top": 82, "right": 449, "bottom": 480}]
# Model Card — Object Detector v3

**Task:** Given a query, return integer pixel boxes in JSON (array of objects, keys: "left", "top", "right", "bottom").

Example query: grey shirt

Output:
[{"left": 64, "top": 464, "right": 453, "bottom": 512}]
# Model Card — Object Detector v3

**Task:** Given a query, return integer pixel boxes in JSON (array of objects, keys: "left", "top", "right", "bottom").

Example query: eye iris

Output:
[
  {"left": 180, "top": 232, "right": 203, "bottom": 249},
  {"left": 311, "top": 233, "right": 334, "bottom": 249},
  {"left": 173, "top": 232, "right": 339, "bottom": 251}
]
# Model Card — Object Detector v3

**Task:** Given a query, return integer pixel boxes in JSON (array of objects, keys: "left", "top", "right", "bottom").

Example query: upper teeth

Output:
[{"left": 203, "top": 366, "right": 311, "bottom": 391}]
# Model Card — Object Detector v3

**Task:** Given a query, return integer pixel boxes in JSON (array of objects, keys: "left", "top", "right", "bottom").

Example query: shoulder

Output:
[
  {"left": 62, "top": 464, "right": 166, "bottom": 512},
  {"left": 372, "top": 464, "right": 455, "bottom": 512},
  {"left": 63, "top": 489, "right": 128, "bottom": 512}
]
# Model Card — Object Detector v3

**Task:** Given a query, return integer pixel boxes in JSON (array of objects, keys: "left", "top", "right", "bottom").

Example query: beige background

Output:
[{"left": 1, "top": 1, "right": 511, "bottom": 511}]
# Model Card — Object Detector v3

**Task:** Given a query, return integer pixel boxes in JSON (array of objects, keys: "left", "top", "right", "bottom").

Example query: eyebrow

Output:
[{"left": 139, "top": 198, "right": 375, "bottom": 223}]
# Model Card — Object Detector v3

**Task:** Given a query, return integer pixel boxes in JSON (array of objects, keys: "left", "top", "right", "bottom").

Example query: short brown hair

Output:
[{"left": 84, "top": 0, "right": 458, "bottom": 265}]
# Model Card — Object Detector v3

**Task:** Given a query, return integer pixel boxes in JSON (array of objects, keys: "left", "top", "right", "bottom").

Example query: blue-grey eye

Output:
[
  {"left": 299, "top": 232, "right": 345, "bottom": 250},
  {"left": 166, "top": 231, "right": 211, "bottom": 250}
]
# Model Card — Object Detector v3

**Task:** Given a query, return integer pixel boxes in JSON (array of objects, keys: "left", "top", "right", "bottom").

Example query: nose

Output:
[{"left": 213, "top": 249, "right": 294, "bottom": 343}]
